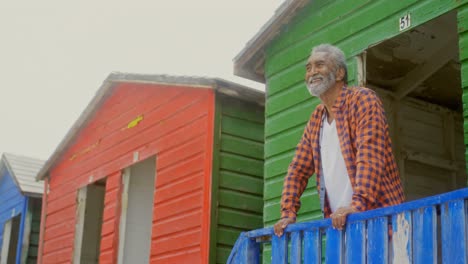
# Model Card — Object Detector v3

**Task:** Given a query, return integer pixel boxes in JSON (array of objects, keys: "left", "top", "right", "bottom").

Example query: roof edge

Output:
[
  {"left": 36, "top": 76, "right": 115, "bottom": 181},
  {"left": 23, "top": 192, "right": 43, "bottom": 198},
  {"left": 1, "top": 154, "right": 22, "bottom": 193},
  {"left": 233, "top": 0, "right": 308, "bottom": 82},
  {"left": 1, "top": 153, "right": 45, "bottom": 195}
]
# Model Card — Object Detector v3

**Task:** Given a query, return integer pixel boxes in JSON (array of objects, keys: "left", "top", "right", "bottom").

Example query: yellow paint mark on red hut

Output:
[
  {"left": 126, "top": 115, "right": 144, "bottom": 129},
  {"left": 69, "top": 140, "right": 101, "bottom": 160}
]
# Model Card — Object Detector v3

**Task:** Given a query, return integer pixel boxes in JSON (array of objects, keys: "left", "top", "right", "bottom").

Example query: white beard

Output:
[{"left": 306, "top": 71, "right": 336, "bottom": 97}]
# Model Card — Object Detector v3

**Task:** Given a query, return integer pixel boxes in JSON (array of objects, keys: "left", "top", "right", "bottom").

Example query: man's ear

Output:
[{"left": 336, "top": 67, "right": 345, "bottom": 82}]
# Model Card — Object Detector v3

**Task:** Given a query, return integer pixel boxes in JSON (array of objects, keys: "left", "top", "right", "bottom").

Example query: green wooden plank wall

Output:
[
  {"left": 458, "top": 4, "right": 468, "bottom": 180},
  {"left": 213, "top": 96, "right": 264, "bottom": 264},
  {"left": 262, "top": 0, "right": 468, "bottom": 262}
]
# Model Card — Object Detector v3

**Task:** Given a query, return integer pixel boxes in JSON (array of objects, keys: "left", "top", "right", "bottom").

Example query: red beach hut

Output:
[{"left": 36, "top": 73, "right": 264, "bottom": 264}]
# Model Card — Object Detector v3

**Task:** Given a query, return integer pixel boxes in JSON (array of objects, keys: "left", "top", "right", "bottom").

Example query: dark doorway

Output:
[
  {"left": 364, "top": 11, "right": 466, "bottom": 200},
  {"left": 74, "top": 180, "right": 106, "bottom": 264}
]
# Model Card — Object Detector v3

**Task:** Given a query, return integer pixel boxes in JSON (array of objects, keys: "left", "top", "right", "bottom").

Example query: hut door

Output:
[
  {"left": 73, "top": 181, "right": 106, "bottom": 264},
  {"left": 0, "top": 215, "right": 20, "bottom": 264},
  {"left": 118, "top": 157, "right": 156, "bottom": 264},
  {"left": 362, "top": 11, "right": 466, "bottom": 200}
]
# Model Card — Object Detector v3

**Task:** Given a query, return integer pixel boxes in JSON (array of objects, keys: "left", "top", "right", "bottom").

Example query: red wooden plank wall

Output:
[{"left": 39, "top": 83, "right": 215, "bottom": 264}]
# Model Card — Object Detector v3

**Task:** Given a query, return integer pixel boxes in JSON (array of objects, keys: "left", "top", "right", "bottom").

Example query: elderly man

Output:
[{"left": 274, "top": 44, "right": 405, "bottom": 236}]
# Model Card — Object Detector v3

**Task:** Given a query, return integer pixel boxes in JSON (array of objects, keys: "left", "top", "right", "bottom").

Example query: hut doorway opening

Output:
[
  {"left": 0, "top": 214, "right": 21, "bottom": 264},
  {"left": 73, "top": 180, "right": 106, "bottom": 264},
  {"left": 117, "top": 157, "right": 155, "bottom": 264},
  {"left": 362, "top": 10, "right": 467, "bottom": 201}
]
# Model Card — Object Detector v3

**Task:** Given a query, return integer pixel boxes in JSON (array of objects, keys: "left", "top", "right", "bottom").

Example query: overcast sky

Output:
[{"left": 0, "top": 1, "right": 281, "bottom": 160}]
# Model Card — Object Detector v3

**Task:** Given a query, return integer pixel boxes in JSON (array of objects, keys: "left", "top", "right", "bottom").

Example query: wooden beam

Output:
[
  {"left": 395, "top": 40, "right": 456, "bottom": 99},
  {"left": 37, "top": 178, "right": 48, "bottom": 264},
  {"left": 403, "top": 150, "right": 459, "bottom": 171},
  {"left": 0, "top": 220, "right": 12, "bottom": 264},
  {"left": 357, "top": 52, "right": 367, "bottom": 87},
  {"left": 20, "top": 199, "right": 33, "bottom": 264},
  {"left": 73, "top": 188, "right": 87, "bottom": 264},
  {"left": 117, "top": 169, "right": 130, "bottom": 264}
]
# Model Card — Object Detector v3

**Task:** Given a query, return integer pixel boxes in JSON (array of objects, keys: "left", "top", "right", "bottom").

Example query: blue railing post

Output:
[
  {"left": 325, "top": 228, "right": 343, "bottom": 263},
  {"left": 271, "top": 233, "right": 288, "bottom": 264},
  {"left": 367, "top": 216, "right": 388, "bottom": 264},
  {"left": 290, "top": 232, "right": 302, "bottom": 263},
  {"left": 239, "top": 235, "right": 260, "bottom": 264},
  {"left": 441, "top": 199, "right": 467, "bottom": 263},
  {"left": 346, "top": 220, "right": 366, "bottom": 263},
  {"left": 303, "top": 229, "right": 321, "bottom": 263},
  {"left": 412, "top": 206, "right": 436, "bottom": 263},
  {"left": 391, "top": 211, "right": 412, "bottom": 264},
  {"left": 227, "top": 233, "right": 260, "bottom": 264}
]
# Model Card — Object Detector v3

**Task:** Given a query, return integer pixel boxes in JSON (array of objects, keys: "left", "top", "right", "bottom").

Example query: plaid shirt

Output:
[{"left": 281, "top": 86, "right": 405, "bottom": 220}]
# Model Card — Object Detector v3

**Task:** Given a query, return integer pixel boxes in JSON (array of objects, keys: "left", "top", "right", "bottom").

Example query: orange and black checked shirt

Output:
[{"left": 281, "top": 86, "right": 405, "bottom": 220}]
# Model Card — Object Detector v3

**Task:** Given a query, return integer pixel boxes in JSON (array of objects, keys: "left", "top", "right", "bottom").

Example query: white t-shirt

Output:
[{"left": 319, "top": 116, "right": 353, "bottom": 212}]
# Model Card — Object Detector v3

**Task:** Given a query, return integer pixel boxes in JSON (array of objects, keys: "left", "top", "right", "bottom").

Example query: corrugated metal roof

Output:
[
  {"left": 233, "top": 0, "right": 308, "bottom": 82},
  {"left": 36, "top": 72, "right": 264, "bottom": 181},
  {"left": 2, "top": 153, "right": 45, "bottom": 196}
]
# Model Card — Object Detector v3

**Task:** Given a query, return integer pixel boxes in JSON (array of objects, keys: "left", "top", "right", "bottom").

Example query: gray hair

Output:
[{"left": 311, "top": 44, "right": 348, "bottom": 84}]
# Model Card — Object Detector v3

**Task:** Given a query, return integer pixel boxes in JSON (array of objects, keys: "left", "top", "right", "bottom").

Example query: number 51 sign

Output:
[{"left": 399, "top": 13, "right": 411, "bottom": 31}]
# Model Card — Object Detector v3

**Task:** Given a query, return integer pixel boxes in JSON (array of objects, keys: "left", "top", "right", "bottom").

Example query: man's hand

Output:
[
  {"left": 330, "top": 206, "right": 357, "bottom": 230},
  {"left": 273, "top": 218, "right": 295, "bottom": 237}
]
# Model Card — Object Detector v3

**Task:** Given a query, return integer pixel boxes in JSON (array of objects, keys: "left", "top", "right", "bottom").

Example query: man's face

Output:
[{"left": 305, "top": 51, "right": 336, "bottom": 97}]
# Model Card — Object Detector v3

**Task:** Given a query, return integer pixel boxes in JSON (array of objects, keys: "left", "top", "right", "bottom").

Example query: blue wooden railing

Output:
[{"left": 227, "top": 188, "right": 468, "bottom": 263}]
